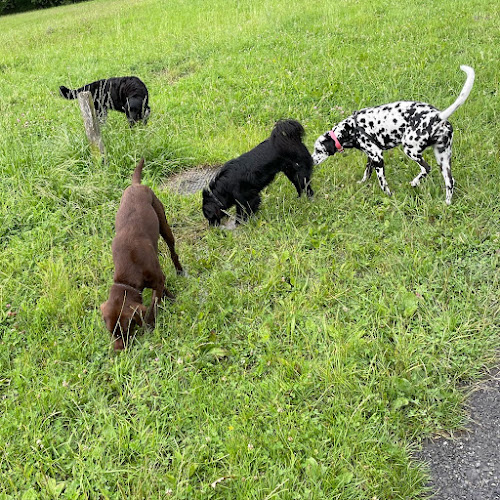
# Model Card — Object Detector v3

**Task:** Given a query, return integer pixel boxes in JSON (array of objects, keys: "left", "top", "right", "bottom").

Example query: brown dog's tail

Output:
[{"left": 132, "top": 158, "right": 145, "bottom": 185}]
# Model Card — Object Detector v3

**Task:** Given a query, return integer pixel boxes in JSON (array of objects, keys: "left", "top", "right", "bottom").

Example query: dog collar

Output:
[
  {"left": 329, "top": 131, "right": 344, "bottom": 153},
  {"left": 207, "top": 188, "right": 224, "bottom": 208},
  {"left": 113, "top": 282, "right": 142, "bottom": 296}
]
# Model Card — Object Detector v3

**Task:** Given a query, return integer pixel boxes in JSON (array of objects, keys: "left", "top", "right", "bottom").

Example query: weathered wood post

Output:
[{"left": 77, "top": 91, "right": 105, "bottom": 159}]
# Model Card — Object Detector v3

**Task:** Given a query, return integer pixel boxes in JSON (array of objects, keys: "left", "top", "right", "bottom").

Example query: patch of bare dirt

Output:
[{"left": 163, "top": 165, "right": 221, "bottom": 195}]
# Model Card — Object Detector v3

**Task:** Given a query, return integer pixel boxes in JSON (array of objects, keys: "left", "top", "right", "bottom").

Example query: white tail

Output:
[{"left": 438, "top": 65, "right": 475, "bottom": 121}]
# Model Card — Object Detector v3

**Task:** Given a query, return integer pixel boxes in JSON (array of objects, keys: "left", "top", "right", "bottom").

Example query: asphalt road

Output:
[{"left": 417, "top": 368, "right": 500, "bottom": 500}]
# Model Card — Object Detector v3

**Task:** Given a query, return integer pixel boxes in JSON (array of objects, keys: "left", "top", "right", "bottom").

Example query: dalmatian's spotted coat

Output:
[{"left": 312, "top": 65, "right": 475, "bottom": 204}]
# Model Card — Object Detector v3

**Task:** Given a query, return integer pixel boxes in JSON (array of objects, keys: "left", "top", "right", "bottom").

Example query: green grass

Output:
[{"left": 0, "top": 0, "right": 499, "bottom": 498}]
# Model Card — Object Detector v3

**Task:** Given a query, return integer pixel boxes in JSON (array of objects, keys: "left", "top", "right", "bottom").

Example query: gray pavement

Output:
[{"left": 417, "top": 369, "right": 500, "bottom": 500}]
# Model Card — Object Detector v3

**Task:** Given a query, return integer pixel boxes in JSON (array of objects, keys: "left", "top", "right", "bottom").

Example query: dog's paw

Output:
[
  {"left": 162, "top": 289, "right": 176, "bottom": 301},
  {"left": 222, "top": 219, "right": 239, "bottom": 230},
  {"left": 410, "top": 179, "right": 420, "bottom": 187},
  {"left": 177, "top": 269, "right": 188, "bottom": 277}
]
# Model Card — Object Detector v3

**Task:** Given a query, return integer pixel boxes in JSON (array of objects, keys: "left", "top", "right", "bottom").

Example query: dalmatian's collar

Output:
[{"left": 329, "top": 130, "right": 344, "bottom": 153}]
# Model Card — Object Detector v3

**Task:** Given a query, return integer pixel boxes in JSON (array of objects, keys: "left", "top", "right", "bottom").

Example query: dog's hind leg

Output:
[
  {"left": 152, "top": 194, "right": 184, "bottom": 274},
  {"left": 433, "top": 131, "right": 454, "bottom": 205}
]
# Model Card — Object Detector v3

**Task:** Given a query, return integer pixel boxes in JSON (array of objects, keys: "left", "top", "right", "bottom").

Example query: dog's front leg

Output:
[
  {"left": 282, "top": 162, "right": 313, "bottom": 198},
  {"left": 145, "top": 291, "right": 160, "bottom": 327},
  {"left": 282, "top": 167, "right": 303, "bottom": 197},
  {"left": 373, "top": 158, "right": 392, "bottom": 196},
  {"left": 236, "top": 195, "right": 261, "bottom": 224},
  {"left": 145, "top": 277, "right": 165, "bottom": 327},
  {"left": 235, "top": 202, "right": 248, "bottom": 225},
  {"left": 358, "top": 158, "right": 375, "bottom": 184}
]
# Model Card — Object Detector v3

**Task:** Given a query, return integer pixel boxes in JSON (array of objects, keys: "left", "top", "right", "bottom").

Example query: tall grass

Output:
[{"left": 0, "top": 0, "right": 499, "bottom": 497}]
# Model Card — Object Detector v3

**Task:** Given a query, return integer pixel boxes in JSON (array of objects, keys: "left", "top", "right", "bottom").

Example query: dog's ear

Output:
[
  {"left": 100, "top": 300, "right": 120, "bottom": 335},
  {"left": 341, "top": 121, "right": 354, "bottom": 135},
  {"left": 100, "top": 301, "right": 110, "bottom": 326},
  {"left": 131, "top": 304, "right": 148, "bottom": 326},
  {"left": 202, "top": 189, "right": 222, "bottom": 225}
]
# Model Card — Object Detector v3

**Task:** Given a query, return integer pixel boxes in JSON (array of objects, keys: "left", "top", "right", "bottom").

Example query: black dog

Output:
[
  {"left": 202, "top": 119, "right": 313, "bottom": 226},
  {"left": 312, "top": 65, "right": 475, "bottom": 204},
  {"left": 59, "top": 76, "right": 150, "bottom": 126}
]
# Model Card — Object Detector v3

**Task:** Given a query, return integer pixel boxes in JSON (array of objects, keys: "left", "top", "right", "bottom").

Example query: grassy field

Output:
[{"left": 0, "top": 0, "right": 499, "bottom": 497}]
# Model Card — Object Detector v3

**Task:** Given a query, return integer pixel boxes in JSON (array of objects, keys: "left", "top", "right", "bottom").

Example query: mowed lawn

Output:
[{"left": 0, "top": 0, "right": 499, "bottom": 498}]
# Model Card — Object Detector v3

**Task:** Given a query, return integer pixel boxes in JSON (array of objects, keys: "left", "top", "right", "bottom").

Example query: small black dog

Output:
[
  {"left": 59, "top": 76, "right": 150, "bottom": 126},
  {"left": 202, "top": 119, "right": 313, "bottom": 226}
]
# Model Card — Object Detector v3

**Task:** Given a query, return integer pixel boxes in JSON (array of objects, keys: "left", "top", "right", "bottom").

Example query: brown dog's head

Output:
[{"left": 100, "top": 287, "right": 147, "bottom": 350}]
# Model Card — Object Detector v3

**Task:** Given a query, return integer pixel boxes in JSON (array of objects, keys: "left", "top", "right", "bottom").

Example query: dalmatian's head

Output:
[{"left": 312, "top": 125, "right": 346, "bottom": 165}]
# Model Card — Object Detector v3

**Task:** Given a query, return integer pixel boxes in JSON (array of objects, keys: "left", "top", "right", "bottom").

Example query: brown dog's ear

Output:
[
  {"left": 100, "top": 301, "right": 111, "bottom": 330},
  {"left": 131, "top": 304, "right": 148, "bottom": 326}
]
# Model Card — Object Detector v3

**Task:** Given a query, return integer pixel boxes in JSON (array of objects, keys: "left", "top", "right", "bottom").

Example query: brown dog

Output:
[{"left": 100, "top": 158, "right": 184, "bottom": 350}]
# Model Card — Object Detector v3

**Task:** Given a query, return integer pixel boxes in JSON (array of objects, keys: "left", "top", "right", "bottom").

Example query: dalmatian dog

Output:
[{"left": 312, "top": 65, "right": 475, "bottom": 204}]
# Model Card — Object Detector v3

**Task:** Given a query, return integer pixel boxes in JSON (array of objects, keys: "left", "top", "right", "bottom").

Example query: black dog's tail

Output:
[
  {"left": 59, "top": 85, "right": 78, "bottom": 100},
  {"left": 271, "top": 119, "right": 306, "bottom": 154},
  {"left": 132, "top": 158, "right": 145, "bottom": 185}
]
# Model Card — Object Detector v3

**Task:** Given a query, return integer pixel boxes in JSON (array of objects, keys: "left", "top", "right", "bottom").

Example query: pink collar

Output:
[{"left": 329, "top": 130, "right": 344, "bottom": 153}]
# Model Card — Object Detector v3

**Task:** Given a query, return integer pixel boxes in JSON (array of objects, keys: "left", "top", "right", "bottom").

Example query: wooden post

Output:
[{"left": 77, "top": 91, "right": 105, "bottom": 159}]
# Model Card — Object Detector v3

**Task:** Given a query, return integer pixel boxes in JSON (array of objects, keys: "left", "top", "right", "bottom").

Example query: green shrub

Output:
[{"left": 1, "top": 0, "right": 87, "bottom": 15}]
